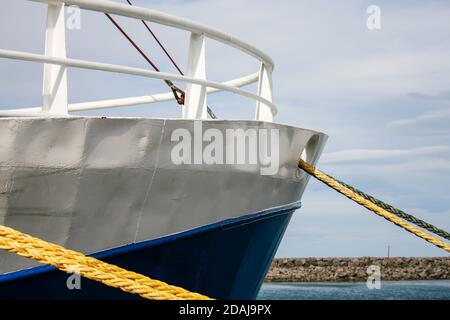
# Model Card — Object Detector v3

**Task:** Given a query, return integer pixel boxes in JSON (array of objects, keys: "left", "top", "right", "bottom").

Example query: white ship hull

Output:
[{"left": 0, "top": 117, "right": 327, "bottom": 276}]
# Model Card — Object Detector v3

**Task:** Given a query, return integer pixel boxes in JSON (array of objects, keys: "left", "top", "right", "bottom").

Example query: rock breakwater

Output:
[{"left": 265, "top": 257, "right": 450, "bottom": 282}]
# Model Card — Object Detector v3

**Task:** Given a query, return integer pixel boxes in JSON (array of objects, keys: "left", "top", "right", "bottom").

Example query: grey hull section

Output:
[{"left": 0, "top": 117, "right": 327, "bottom": 274}]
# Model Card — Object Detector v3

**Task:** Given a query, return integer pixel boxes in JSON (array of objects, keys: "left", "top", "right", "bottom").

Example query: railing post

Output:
[
  {"left": 255, "top": 63, "right": 273, "bottom": 122},
  {"left": 42, "top": 3, "right": 68, "bottom": 115},
  {"left": 183, "top": 33, "right": 208, "bottom": 119}
]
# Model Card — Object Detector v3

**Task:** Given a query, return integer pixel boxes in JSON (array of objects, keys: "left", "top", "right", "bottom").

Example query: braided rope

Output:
[
  {"left": 298, "top": 159, "right": 450, "bottom": 253},
  {"left": 0, "top": 225, "right": 212, "bottom": 300},
  {"left": 334, "top": 178, "right": 450, "bottom": 241}
]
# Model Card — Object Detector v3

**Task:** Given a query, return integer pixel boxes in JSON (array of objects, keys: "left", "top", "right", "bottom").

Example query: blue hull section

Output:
[{"left": 0, "top": 203, "right": 299, "bottom": 300}]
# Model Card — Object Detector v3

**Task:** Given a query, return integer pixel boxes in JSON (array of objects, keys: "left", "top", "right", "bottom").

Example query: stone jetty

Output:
[{"left": 265, "top": 257, "right": 450, "bottom": 282}]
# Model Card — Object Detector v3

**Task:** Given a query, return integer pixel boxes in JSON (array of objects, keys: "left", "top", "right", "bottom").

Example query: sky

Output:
[{"left": 0, "top": 0, "right": 449, "bottom": 257}]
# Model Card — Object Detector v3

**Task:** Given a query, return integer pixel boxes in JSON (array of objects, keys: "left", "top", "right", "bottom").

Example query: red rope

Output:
[
  {"left": 104, "top": 12, "right": 184, "bottom": 104},
  {"left": 126, "top": 0, "right": 184, "bottom": 76},
  {"left": 104, "top": 6, "right": 217, "bottom": 118},
  {"left": 104, "top": 13, "right": 160, "bottom": 72}
]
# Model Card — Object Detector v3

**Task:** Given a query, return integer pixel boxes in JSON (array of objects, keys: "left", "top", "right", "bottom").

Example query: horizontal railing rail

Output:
[
  {"left": 31, "top": 0, "right": 275, "bottom": 69},
  {"left": 2, "top": 73, "right": 260, "bottom": 114}
]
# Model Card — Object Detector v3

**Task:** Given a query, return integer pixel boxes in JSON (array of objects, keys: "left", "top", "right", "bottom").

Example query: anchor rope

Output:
[
  {"left": 0, "top": 225, "right": 213, "bottom": 300},
  {"left": 334, "top": 178, "right": 450, "bottom": 241},
  {"left": 298, "top": 159, "right": 450, "bottom": 253}
]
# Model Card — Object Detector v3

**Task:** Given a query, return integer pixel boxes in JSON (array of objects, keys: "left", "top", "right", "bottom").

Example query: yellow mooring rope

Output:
[
  {"left": 298, "top": 159, "right": 450, "bottom": 253},
  {"left": 0, "top": 225, "right": 212, "bottom": 300}
]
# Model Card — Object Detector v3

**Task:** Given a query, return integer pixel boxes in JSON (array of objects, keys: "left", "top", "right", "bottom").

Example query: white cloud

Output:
[
  {"left": 407, "top": 91, "right": 450, "bottom": 101},
  {"left": 389, "top": 108, "right": 450, "bottom": 129},
  {"left": 321, "top": 146, "right": 450, "bottom": 165}
]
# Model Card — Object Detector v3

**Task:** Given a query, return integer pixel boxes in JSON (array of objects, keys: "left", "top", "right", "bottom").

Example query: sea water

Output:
[{"left": 257, "top": 281, "right": 450, "bottom": 300}]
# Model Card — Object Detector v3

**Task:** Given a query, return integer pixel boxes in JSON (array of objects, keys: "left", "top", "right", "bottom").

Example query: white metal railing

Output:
[{"left": 0, "top": 0, "right": 277, "bottom": 122}]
